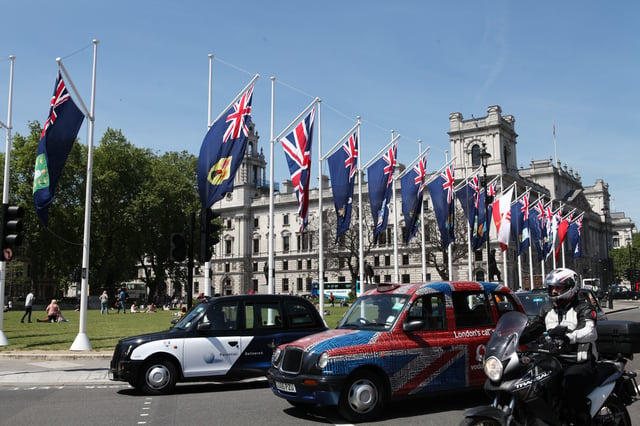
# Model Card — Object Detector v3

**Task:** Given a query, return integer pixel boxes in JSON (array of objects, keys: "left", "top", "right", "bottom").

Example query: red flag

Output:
[{"left": 555, "top": 215, "right": 571, "bottom": 260}]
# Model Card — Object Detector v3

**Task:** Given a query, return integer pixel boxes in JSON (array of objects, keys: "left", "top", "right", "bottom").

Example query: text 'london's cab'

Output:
[{"left": 267, "top": 281, "right": 525, "bottom": 422}]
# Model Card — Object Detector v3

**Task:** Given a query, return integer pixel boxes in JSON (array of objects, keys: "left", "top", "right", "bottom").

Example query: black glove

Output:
[{"left": 547, "top": 325, "right": 567, "bottom": 337}]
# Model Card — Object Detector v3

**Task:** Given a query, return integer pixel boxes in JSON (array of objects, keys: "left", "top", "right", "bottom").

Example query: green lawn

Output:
[{"left": 1, "top": 304, "right": 351, "bottom": 352}]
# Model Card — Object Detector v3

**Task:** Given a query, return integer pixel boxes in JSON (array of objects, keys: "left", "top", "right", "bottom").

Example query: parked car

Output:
[
  {"left": 109, "top": 294, "right": 328, "bottom": 394},
  {"left": 609, "top": 285, "right": 640, "bottom": 301},
  {"left": 267, "top": 281, "right": 526, "bottom": 422},
  {"left": 515, "top": 287, "right": 608, "bottom": 322}
]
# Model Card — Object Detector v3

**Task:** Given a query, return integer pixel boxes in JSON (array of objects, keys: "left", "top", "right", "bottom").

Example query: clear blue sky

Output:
[{"left": 1, "top": 1, "right": 638, "bottom": 224}]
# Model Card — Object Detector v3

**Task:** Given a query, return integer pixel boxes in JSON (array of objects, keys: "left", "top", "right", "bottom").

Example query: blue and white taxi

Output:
[{"left": 267, "top": 281, "right": 525, "bottom": 422}]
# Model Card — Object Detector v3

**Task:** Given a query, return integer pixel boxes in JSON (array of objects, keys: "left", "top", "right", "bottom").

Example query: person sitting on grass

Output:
[
  {"left": 130, "top": 301, "right": 139, "bottom": 313},
  {"left": 37, "top": 299, "right": 60, "bottom": 323},
  {"left": 145, "top": 303, "right": 157, "bottom": 313}
]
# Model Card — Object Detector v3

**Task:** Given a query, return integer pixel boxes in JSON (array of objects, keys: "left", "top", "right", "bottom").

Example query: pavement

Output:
[{"left": 0, "top": 300, "right": 637, "bottom": 387}]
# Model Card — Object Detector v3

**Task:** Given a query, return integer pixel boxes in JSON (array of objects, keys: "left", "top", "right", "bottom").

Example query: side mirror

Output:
[
  {"left": 197, "top": 322, "right": 212, "bottom": 331},
  {"left": 403, "top": 319, "right": 424, "bottom": 332}
]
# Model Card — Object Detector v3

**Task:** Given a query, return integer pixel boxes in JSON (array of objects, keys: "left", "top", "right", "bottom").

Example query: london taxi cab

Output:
[{"left": 267, "top": 281, "right": 525, "bottom": 422}]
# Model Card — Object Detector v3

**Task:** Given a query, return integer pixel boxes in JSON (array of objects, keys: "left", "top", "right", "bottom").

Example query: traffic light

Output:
[
  {"left": 169, "top": 232, "right": 186, "bottom": 262},
  {"left": 200, "top": 208, "right": 222, "bottom": 261},
  {"left": 1, "top": 203, "right": 24, "bottom": 261}
]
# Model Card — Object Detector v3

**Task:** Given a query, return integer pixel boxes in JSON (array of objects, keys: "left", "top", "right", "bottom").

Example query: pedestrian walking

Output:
[
  {"left": 99, "top": 290, "right": 109, "bottom": 315},
  {"left": 116, "top": 287, "right": 126, "bottom": 314},
  {"left": 21, "top": 288, "right": 35, "bottom": 323}
]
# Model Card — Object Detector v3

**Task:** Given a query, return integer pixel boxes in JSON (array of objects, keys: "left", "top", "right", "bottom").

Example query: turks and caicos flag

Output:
[
  {"left": 281, "top": 108, "right": 316, "bottom": 232},
  {"left": 400, "top": 154, "right": 427, "bottom": 243},
  {"left": 427, "top": 165, "right": 455, "bottom": 250},
  {"left": 33, "top": 70, "right": 85, "bottom": 225},
  {"left": 367, "top": 143, "right": 397, "bottom": 241},
  {"left": 328, "top": 130, "right": 358, "bottom": 240},
  {"left": 197, "top": 84, "right": 254, "bottom": 209},
  {"left": 568, "top": 216, "right": 583, "bottom": 258}
]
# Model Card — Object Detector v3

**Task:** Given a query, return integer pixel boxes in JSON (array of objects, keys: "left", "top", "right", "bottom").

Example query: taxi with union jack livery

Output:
[{"left": 266, "top": 281, "right": 526, "bottom": 422}]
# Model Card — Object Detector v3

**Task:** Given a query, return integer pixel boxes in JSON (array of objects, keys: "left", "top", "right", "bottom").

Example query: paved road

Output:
[{"left": 0, "top": 300, "right": 637, "bottom": 387}]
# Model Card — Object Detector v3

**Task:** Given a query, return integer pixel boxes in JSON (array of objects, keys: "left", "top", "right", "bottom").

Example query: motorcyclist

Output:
[{"left": 520, "top": 268, "right": 598, "bottom": 424}]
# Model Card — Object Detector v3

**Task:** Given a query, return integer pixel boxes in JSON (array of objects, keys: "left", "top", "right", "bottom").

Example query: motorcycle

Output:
[{"left": 461, "top": 311, "right": 638, "bottom": 425}]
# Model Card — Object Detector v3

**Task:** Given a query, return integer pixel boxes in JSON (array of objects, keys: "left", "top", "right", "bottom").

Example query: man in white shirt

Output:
[{"left": 21, "top": 288, "right": 35, "bottom": 323}]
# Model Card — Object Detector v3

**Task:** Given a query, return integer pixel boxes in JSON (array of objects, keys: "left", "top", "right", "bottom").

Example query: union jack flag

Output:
[
  {"left": 281, "top": 108, "right": 316, "bottom": 232},
  {"left": 383, "top": 146, "right": 396, "bottom": 186},
  {"left": 441, "top": 166, "right": 455, "bottom": 203},
  {"left": 222, "top": 86, "right": 253, "bottom": 142},
  {"left": 328, "top": 129, "right": 359, "bottom": 240}
]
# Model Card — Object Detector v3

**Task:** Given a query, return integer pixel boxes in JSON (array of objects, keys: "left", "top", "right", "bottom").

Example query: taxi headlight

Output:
[
  {"left": 272, "top": 348, "right": 282, "bottom": 366},
  {"left": 316, "top": 352, "right": 329, "bottom": 369},
  {"left": 484, "top": 356, "right": 503, "bottom": 382}
]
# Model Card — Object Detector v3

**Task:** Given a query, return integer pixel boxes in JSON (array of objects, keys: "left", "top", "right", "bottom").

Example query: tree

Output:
[{"left": 610, "top": 233, "right": 640, "bottom": 285}]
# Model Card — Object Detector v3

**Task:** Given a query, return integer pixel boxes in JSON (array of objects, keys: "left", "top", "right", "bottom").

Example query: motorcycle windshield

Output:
[{"left": 485, "top": 311, "right": 529, "bottom": 358}]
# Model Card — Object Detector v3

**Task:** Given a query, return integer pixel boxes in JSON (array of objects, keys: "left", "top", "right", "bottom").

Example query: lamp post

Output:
[
  {"left": 480, "top": 143, "right": 492, "bottom": 281},
  {"left": 602, "top": 207, "right": 613, "bottom": 309}
]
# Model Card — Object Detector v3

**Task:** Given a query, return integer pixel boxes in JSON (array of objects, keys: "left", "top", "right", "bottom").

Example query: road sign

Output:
[{"left": 3, "top": 247, "right": 13, "bottom": 261}]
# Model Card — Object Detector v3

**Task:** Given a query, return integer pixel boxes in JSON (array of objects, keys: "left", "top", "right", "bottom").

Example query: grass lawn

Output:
[{"left": 1, "top": 304, "right": 351, "bottom": 352}]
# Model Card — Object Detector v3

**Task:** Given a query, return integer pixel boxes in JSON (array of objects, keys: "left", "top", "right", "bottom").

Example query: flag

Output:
[
  {"left": 197, "top": 85, "right": 254, "bottom": 209},
  {"left": 427, "top": 165, "right": 455, "bottom": 249},
  {"left": 529, "top": 202, "right": 544, "bottom": 261},
  {"left": 542, "top": 203, "right": 554, "bottom": 259},
  {"left": 492, "top": 186, "right": 514, "bottom": 251},
  {"left": 456, "top": 175, "right": 491, "bottom": 250},
  {"left": 33, "top": 71, "right": 85, "bottom": 225},
  {"left": 328, "top": 130, "right": 358, "bottom": 240},
  {"left": 568, "top": 217, "right": 582, "bottom": 258},
  {"left": 281, "top": 107, "right": 316, "bottom": 232},
  {"left": 400, "top": 154, "right": 427, "bottom": 243},
  {"left": 510, "top": 194, "right": 530, "bottom": 256},
  {"left": 367, "top": 143, "right": 397, "bottom": 240},
  {"left": 555, "top": 213, "right": 572, "bottom": 260}
]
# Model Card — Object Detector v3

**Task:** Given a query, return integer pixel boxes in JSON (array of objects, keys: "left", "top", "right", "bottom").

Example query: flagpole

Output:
[
  {"left": 317, "top": 101, "right": 326, "bottom": 315},
  {"left": 514, "top": 186, "right": 523, "bottom": 290},
  {"left": 357, "top": 118, "right": 365, "bottom": 291},
  {"left": 0, "top": 55, "right": 15, "bottom": 346},
  {"left": 446, "top": 151, "right": 453, "bottom": 281},
  {"left": 268, "top": 77, "right": 275, "bottom": 296},
  {"left": 419, "top": 140, "right": 427, "bottom": 281},
  {"left": 203, "top": 53, "right": 214, "bottom": 299},
  {"left": 70, "top": 39, "right": 98, "bottom": 351},
  {"left": 390, "top": 131, "right": 400, "bottom": 283}
]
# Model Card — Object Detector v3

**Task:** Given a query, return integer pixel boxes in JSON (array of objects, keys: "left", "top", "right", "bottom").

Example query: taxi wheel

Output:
[
  {"left": 139, "top": 359, "right": 177, "bottom": 395},
  {"left": 338, "top": 371, "right": 386, "bottom": 422}
]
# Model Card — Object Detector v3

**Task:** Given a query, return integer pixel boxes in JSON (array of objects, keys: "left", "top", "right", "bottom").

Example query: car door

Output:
[
  {"left": 182, "top": 300, "right": 244, "bottom": 378},
  {"left": 451, "top": 290, "right": 495, "bottom": 387}
]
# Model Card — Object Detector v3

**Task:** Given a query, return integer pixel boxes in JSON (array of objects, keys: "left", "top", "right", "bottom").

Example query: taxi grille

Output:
[{"left": 281, "top": 347, "right": 303, "bottom": 374}]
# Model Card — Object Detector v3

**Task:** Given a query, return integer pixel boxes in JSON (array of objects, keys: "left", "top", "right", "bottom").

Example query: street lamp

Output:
[{"left": 480, "top": 143, "right": 492, "bottom": 281}]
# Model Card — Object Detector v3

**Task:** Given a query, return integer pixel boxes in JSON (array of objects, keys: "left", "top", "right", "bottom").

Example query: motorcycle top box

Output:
[{"left": 596, "top": 320, "right": 640, "bottom": 358}]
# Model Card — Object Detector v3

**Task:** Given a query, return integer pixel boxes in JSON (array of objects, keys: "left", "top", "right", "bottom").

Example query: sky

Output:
[{"left": 1, "top": 1, "right": 639, "bottom": 224}]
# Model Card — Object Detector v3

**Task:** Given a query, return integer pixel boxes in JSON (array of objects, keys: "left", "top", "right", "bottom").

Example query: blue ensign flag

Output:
[
  {"left": 328, "top": 131, "right": 358, "bottom": 240},
  {"left": 197, "top": 85, "right": 254, "bottom": 209},
  {"left": 33, "top": 71, "right": 85, "bottom": 225},
  {"left": 568, "top": 217, "right": 582, "bottom": 258},
  {"left": 367, "top": 143, "right": 397, "bottom": 241},
  {"left": 529, "top": 203, "right": 544, "bottom": 261},
  {"left": 400, "top": 155, "right": 427, "bottom": 243},
  {"left": 427, "top": 165, "right": 455, "bottom": 249}
]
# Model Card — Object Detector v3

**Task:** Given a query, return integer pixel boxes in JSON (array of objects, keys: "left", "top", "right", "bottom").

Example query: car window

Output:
[
  {"left": 203, "top": 301, "right": 239, "bottom": 330},
  {"left": 452, "top": 291, "right": 494, "bottom": 328},
  {"left": 492, "top": 292, "right": 518, "bottom": 317},
  {"left": 285, "top": 300, "right": 317, "bottom": 328},
  {"left": 406, "top": 293, "right": 446, "bottom": 330},
  {"left": 245, "top": 301, "right": 282, "bottom": 329},
  {"left": 339, "top": 294, "right": 408, "bottom": 330}
]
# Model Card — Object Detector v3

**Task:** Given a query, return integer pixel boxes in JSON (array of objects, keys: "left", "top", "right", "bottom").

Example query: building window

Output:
[
  {"left": 384, "top": 255, "right": 391, "bottom": 266},
  {"left": 384, "top": 274, "right": 392, "bottom": 282},
  {"left": 306, "top": 259, "right": 312, "bottom": 269},
  {"left": 378, "top": 230, "right": 387, "bottom": 245},
  {"left": 283, "top": 213, "right": 289, "bottom": 226},
  {"left": 402, "top": 254, "right": 409, "bottom": 265},
  {"left": 374, "top": 256, "right": 380, "bottom": 267},
  {"left": 339, "top": 258, "right": 345, "bottom": 268},
  {"left": 298, "top": 231, "right": 311, "bottom": 251},
  {"left": 226, "top": 219, "right": 232, "bottom": 229},
  {"left": 253, "top": 262, "right": 258, "bottom": 272},
  {"left": 283, "top": 236, "right": 290, "bottom": 253},
  {"left": 297, "top": 277, "right": 303, "bottom": 291},
  {"left": 194, "top": 282, "right": 199, "bottom": 294},
  {"left": 471, "top": 144, "right": 481, "bottom": 167},
  {"left": 224, "top": 263, "right": 230, "bottom": 273},
  {"left": 297, "top": 259, "right": 303, "bottom": 270},
  {"left": 253, "top": 238, "right": 260, "bottom": 254},
  {"left": 252, "top": 279, "right": 258, "bottom": 292},
  {"left": 254, "top": 217, "right": 259, "bottom": 228},
  {"left": 282, "top": 278, "right": 289, "bottom": 292},
  {"left": 474, "top": 250, "right": 483, "bottom": 262},
  {"left": 225, "top": 240, "right": 232, "bottom": 255},
  {"left": 283, "top": 260, "right": 288, "bottom": 271},
  {"left": 401, "top": 274, "right": 410, "bottom": 283}
]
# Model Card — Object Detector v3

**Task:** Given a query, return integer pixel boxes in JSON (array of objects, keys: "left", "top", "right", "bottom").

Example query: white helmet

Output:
[{"left": 545, "top": 268, "right": 579, "bottom": 306}]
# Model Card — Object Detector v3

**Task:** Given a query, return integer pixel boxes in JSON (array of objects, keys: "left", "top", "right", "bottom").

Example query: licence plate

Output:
[{"left": 275, "top": 381, "right": 296, "bottom": 393}]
